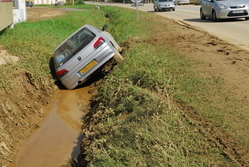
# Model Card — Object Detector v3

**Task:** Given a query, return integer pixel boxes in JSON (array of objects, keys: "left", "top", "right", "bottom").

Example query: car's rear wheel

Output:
[
  {"left": 212, "top": 10, "right": 218, "bottom": 22},
  {"left": 245, "top": 17, "right": 249, "bottom": 20},
  {"left": 113, "top": 52, "right": 123, "bottom": 63},
  {"left": 117, "top": 45, "right": 122, "bottom": 53},
  {"left": 200, "top": 8, "right": 206, "bottom": 20}
]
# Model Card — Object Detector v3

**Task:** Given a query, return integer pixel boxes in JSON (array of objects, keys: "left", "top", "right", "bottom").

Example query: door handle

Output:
[{"left": 77, "top": 56, "right": 81, "bottom": 61}]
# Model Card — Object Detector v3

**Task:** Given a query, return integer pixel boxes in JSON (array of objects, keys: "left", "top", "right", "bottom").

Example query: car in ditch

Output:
[
  {"left": 154, "top": 0, "right": 175, "bottom": 12},
  {"left": 53, "top": 24, "right": 123, "bottom": 90},
  {"left": 200, "top": 0, "right": 249, "bottom": 21}
]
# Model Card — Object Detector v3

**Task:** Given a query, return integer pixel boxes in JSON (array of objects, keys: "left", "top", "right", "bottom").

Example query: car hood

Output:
[{"left": 216, "top": 0, "right": 249, "bottom": 6}]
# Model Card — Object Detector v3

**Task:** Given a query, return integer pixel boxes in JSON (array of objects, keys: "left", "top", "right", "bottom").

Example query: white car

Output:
[
  {"left": 200, "top": 0, "right": 249, "bottom": 21},
  {"left": 53, "top": 24, "right": 123, "bottom": 90},
  {"left": 154, "top": 0, "right": 175, "bottom": 12}
]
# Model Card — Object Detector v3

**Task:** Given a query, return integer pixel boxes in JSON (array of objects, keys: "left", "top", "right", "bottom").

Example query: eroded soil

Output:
[
  {"left": 0, "top": 7, "right": 70, "bottom": 167},
  {"left": 0, "top": 6, "right": 249, "bottom": 167},
  {"left": 149, "top": 18, "right": 249, "bottom": 166}
]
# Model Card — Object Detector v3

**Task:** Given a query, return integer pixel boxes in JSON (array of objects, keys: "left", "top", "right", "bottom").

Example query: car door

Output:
[
  {"left": 202, "top": 0, "right": 214, "bottom": 18},
  {"left": 154, "top": 0, "right": 159, "bottom": 10}
]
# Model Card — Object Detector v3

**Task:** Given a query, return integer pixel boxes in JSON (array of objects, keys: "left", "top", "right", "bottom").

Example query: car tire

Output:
[
  {"left": 155, "top": 6, "right": 158, "bottom": 12},
  {"left": 200, "top": 8, "right": 206, "bottom": 20},
  {"left": 117, "top": 46, "right": 122, "bottom": 53},
  {"left": 173, "top": 8, "right": 175, "bottom": 11},
  {"left": 212, "top": 10, "right": 218, "bottom": 22},
  {"left": 113, "top": 52, "right": 123, "bottom": 63},
  {"left": 245, "top": 17, "right": 249, "bottom": 20}
]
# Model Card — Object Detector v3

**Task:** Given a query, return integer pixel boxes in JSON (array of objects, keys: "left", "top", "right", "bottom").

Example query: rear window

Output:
[{"left": 54, "top": 27, "right": 96, "bottom": 67}]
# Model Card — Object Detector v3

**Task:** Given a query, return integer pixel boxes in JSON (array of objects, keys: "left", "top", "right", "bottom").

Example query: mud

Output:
[{"left": 12, "top": 87, "right": 91, "bottom": 167}]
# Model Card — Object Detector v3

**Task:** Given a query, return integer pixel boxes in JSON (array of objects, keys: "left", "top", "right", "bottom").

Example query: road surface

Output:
[{"left": 86, "top": 2, "right": 249, "bottom": 51}]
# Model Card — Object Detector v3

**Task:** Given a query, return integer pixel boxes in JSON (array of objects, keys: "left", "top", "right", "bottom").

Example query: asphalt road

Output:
[{"left": 86, "top": 2, "right": 249, "bottom": 51}]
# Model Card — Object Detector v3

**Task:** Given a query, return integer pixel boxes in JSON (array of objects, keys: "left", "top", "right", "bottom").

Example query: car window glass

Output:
[{"left": 54, "top": 27, "right": 96, "bottom": 67}]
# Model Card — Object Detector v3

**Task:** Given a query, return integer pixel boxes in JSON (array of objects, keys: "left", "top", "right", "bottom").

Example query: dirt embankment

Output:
[
  {"left": 145, "top": 18, "right": 249, "bottom": 166},
  {"left": 0, "top": 68, "right": 56, "bottom": 165},
  {"left": 0, "top": 7, "right": 65, "bottom": 166},
  {"left": 1, "top": 6, "right": 249, "bottom": 167}
]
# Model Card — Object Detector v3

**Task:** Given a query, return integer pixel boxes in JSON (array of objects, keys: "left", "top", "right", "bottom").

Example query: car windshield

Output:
[
  {"left": 54, "top": 27, "right": 96, "bottom": 67},
  {"left": 158, "top": 0, "right": 173, "bottom": 2}
]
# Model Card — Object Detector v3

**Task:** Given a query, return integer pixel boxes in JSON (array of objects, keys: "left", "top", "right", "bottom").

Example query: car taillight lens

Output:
[
  {"left": 56, "top": 69, "right": 68, "bottom": 78},
  {"left": 93, "top": 37, "right": 105, "bottom": 49}
]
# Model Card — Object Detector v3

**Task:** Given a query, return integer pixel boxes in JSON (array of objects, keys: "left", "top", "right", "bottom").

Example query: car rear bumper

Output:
[{"left": 59, "top": 44, "right": 115, "bottom": 90}]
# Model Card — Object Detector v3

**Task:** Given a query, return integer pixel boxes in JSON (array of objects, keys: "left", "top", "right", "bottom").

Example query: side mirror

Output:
[{"left": 101, "top": 24, "right": 108, "bottom": 31}]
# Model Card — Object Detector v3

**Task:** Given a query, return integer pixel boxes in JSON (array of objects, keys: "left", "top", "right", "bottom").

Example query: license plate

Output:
[
  {"left": 232, "top": 10, "right": 244, "bottom": 14},
  {"left": 79, "top": 60, "right": 97, "bottom": 74}
]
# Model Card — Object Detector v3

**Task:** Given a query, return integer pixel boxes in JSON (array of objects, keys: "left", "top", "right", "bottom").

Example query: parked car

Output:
[
  {"left": 26, "top": 1, "right": 33, "bottom": 7},
  {"left": 200, "top": 0, "right": 249, "bottom": 21},
  {"left": 174, "top": 0, "right": 189, "bottom": 5},
  {"left": 53, "top": 24, "right": 123, "bottom": 90},
  {"left": 154, "top": 0, "right": 175, "bottom": 12}
]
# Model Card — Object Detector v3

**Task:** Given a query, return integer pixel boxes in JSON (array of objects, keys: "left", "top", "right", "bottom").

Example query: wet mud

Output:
[{"left": 11, "top": 87, "right": 91, "bottom": 167}]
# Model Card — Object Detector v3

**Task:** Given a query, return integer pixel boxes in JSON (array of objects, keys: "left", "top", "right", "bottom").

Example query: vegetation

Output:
[{"left": 0, "top": 4, "right": 248, "bottom": 167}]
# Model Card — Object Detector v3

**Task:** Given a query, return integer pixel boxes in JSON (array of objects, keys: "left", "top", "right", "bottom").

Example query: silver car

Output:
[
  {"left": 200, "top": 0, "right": 249, "bottom": 21},
  {"left": 154, "top": 0, "right": 175, "bottom": 12},
  {"left": 53, "top": 24, "right": 123, "bottom": 90},
  {"left": 174, "top": 0, "right": 190, "bottom": 5}
]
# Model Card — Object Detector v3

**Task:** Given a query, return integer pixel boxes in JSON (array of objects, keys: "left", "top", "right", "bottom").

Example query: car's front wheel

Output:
[
  {"left": 154, "top": 6, "right": 158, "bottom": 12},
  {"left": 212, "top": 10, "right": 219, "bottom": 22},
  {"left": 113, "top": 52, "right": 123, "bottom": 63},
  {"left": 200, "top": 8, "right": 206, "bottom": 20},
  {"left": 154, "top": 6, "right": 157, "bottom": 12}
]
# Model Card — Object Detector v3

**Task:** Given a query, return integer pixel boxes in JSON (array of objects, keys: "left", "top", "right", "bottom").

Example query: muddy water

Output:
[{"left": 12, "top": 87, "right": 91, "bottom": 167}]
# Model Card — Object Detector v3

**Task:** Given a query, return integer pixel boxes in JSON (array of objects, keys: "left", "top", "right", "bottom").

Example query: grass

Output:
[
  {"left": 0, "top": 4, "right": 247, "bottom": 167},
  {"left": 83, "top": 36, "right": 235, "bottom": 166}
]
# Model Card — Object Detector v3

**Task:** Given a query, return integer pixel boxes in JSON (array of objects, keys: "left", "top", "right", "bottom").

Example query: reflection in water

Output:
[{"left": 12, "top": 87, "right": 91, "bottom": 167}]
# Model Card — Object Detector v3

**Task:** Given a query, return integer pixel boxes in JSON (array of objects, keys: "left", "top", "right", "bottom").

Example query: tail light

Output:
[
  {"left": 93, "top": 37, "right": 105, "bottom": 50},
  {"left": 56, "top": 69, "right": 68, "bottom": 78}
]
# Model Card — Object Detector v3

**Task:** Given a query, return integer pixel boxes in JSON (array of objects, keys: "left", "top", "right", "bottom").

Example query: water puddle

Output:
[{"left": 11, "top": 86, "right": 91, "bottom": 167}]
